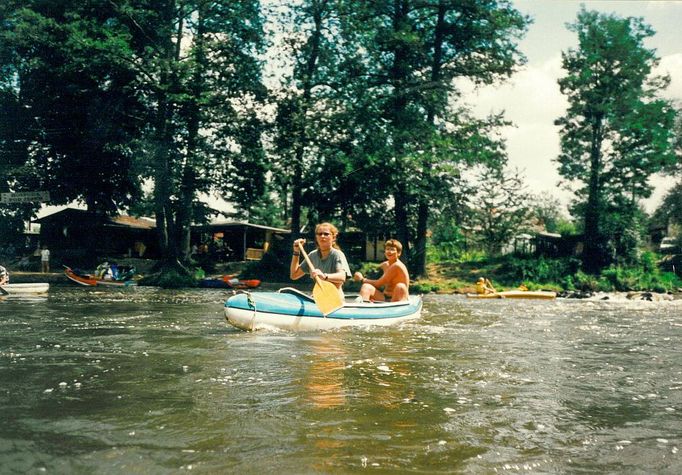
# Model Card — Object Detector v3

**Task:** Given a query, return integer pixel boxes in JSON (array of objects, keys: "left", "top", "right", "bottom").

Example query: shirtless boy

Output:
[{"left": 353, "top": 239, "right": 409, "bottom": 302}]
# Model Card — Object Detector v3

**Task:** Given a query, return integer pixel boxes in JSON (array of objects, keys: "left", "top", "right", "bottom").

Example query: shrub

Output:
[
  {"left": 572, "top": 270, "right": 601, "bottom": 292},
  {"left": 499, "top": 256, "right": 580, "bottom": 283},
  {"left": 140, "top": 269, "right": 197, "bottom": 288}
]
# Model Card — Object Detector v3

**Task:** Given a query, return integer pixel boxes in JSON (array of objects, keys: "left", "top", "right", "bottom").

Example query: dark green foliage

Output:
[
  {"left": 0, "top": 0, "right": 144, "bottom": 213},
  {"left": 241, "top": 242, "right": 291, "bottom": 283},
  {"left": 139, "top": 269, "right": 197, "bottom": 289},
  {"left": 410, "top": 282, "right": 441, "bottom": 294},
  {"left": 499, "top": 256, "right": 581, "bottom": 284},
  {"left": 0, "top": 209, "right": 26, "bottom": 257},
  {"left": 653, "top": 181, "right": 682, "bottom": 230},
  {"left": 470, "top": 167, "right": 533, "bottom": 255},
  {"left": 556, "top": 8, "right": 677, "bottom": 273}
]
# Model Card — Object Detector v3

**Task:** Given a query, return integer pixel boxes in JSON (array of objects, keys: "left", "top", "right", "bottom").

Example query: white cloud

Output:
[
  {"left": 457, "top": 56, "right": 571, "bottom": 207},
  {"left": 657, "top": 53, "right": 682, "bottom": 101},
  {"left": 470, "top": 56, "right": 567, "bottom": 126}
]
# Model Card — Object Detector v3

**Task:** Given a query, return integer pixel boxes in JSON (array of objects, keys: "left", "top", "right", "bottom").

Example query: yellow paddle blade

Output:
[{"left": 312, "top": 279, "right": 344, "bottom": 316}]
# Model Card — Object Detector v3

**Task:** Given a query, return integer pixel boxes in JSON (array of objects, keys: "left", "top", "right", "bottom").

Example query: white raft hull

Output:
[{"left": 1, "top": 283, "right": 50, "bottom": 295}]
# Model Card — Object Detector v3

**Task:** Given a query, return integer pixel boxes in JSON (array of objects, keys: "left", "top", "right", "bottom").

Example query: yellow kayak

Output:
[{"left": 467, "top": 290, "right": 557, "bottom": 299}]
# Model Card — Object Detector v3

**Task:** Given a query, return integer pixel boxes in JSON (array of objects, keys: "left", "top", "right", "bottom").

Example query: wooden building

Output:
[
  {"left": 34, "top": 208, "right": 157, "bottom": 259},
  {"left": 192, "top": 221, "right": 290, "bottom": 262}
]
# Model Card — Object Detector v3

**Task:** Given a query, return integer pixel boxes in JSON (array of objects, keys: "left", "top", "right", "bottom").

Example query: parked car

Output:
[{"left": 659, "top": 236, "right": 680, "bottom": 254}]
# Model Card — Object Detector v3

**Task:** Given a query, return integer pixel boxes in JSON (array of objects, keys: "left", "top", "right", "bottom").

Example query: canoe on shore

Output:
[
  {"left": 467, "top": 290, "right": 557, "bottom": 299},
  {"left": 1, "top": 283, "right": 50, "bottom": 295},
  {"left": 199, "top": 276, "right": 261, "bottom": 289},
  {"left": 64, "top": 266, "right": 137, "bottom": 287},
  {"left": 225, "top": 288, "right": 422, "bottom": 331}
]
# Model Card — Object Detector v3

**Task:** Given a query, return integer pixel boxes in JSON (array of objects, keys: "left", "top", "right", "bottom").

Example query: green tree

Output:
[
  {"left": 555, "top": 8, "right": 677, "bottom": 272},
  {"left": 0, "top": 0, "right": 143, "bottom": 213},
  {"left": 270, "top": 0, "right": 370, "bottom": 235},
  {"left": 332, "top": 0, "right": 528, "bottom": 275},
  {"left": 531, "top": 195, "right": 576, "bottom": 235},
  {"left": 653, "top": 182, "right": 682, "bottom": 231},
  {"left": 470, "top": 167, "right": 533, "bottom": 255},
  {"left": 104, "top": 0, "right": 266, "bottom": 264}
]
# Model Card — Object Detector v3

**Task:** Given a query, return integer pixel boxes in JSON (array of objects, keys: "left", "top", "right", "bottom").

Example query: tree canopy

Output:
[
  {"left": 2, "top": 1, "right": 678, "bottom": 275},
  {"left": 555, "top": 7, "right": 677, "bottom": 272}
]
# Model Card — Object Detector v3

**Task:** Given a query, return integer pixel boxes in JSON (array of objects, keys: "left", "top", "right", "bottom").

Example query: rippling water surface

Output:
[{"left": 1, "top": 287, "right": 681, "bottom": 473}]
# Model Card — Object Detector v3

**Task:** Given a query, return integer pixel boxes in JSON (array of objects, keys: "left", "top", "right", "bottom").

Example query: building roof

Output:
[
  {"left": 200, "top": 221, "right": 290, "bottom": 233},
  {"left": 35, "top": 209, "right": 289, "bottom": 233},
  {"left": 34, "top": 208, "right": 155, "bottom": 229},
  {"left": 110, "top": 215, "right": 156, "bottom": 229}
]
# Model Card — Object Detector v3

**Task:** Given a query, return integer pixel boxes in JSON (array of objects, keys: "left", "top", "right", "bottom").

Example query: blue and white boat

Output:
[{"left": 224, "top": 288, "right": 422, "bottom": 331}]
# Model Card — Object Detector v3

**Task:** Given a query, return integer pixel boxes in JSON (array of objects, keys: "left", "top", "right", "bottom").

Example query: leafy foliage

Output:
[
  {"left": 469, "top": 167, "right": 533, "bottom": 255},
  {"left": 0, "top": 0, "right": 143, "bottom": 212},
  {"left": 555, "top": 7, "right": 677, "bottom": 273}
]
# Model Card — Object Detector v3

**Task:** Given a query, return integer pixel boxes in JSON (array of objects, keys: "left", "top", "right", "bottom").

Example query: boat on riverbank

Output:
[
  {"left": 64, "top": 266, "right": 137, "bottom": 287},
  {"left": 199, "top": 276, "right": 261, "bottom": 289},
  {"left": 1, "top": 283, "right": 50, "bottom": 295},
  {"left": 466, "top": 290, "right": 557, "bottom": 299},
  {"left": 225, "top": 288, "right": 422, "bottom": 331}
]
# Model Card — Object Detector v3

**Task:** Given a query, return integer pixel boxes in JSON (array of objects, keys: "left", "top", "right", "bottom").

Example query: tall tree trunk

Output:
[
  {"left": 413, "top": 199, "right": 429, "bottom": 277},
  {"left": 154, "top": 88, "right": 171, "bottom": 257},
  {"left": 178, "top": 7, "right": 206, "bottom": 262},
  {"left": 413, "top": 0, "right": 447, "bottom": 278},
  {"left": 394, "top": 184, "right": 411, "bottom": 262},
  {"left": 583, "top": 117, "right": 605, "bottom": 273},
  {"left": 390, "top": 0, "right": 412, "bottom": 264},
  {"left": 289, "top": 4, "right": 323, "bottom": 235},
  {"left": 290, "top": 161, "right": 303, "bottom": 234}
]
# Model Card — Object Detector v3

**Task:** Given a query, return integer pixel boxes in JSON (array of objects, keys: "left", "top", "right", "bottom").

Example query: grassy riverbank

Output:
[
  {"left": 6, "top": 254, "right": 681, "bottom": 295},
  {"left": 409, "top": 255, "right": 682, "bottom": 295}
]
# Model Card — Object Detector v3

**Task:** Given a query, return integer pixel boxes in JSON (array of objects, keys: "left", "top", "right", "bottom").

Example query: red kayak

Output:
[
  {"left": 64, "top": 266, "right": 137, "bottom": 287},
  {"left": 199, "top": 275, "right": 261, "bottom": 289}
]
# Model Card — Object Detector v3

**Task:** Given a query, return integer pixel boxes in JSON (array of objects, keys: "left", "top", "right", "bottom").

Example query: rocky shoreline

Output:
[{"left": 557, "top": 290, "right": 679, "bottom": 301}]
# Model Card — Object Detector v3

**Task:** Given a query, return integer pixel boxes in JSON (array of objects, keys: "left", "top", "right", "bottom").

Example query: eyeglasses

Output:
[{"left": 316, "top": 232, "right": 331, "bottom": 237}]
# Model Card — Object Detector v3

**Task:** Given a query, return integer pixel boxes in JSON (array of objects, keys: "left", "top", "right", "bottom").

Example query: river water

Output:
[{"left": 1, "top": 286, "right": 681, "bottom": 473}]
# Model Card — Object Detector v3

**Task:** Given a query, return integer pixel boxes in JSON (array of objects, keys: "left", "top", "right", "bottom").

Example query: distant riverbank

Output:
[{"left": 8, "top": 270, "right": 679, "bottom": 301}]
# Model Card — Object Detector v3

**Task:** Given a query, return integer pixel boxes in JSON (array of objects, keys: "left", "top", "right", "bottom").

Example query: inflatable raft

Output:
[
  {"left": 1, "top": 283, "right": 50, "bottom": 295},
  {"left": 225, "top": 288, "right": 422, "bottom": 331},
  {"left": 466, "top": 290, "right": 557, "bottom": 299}
]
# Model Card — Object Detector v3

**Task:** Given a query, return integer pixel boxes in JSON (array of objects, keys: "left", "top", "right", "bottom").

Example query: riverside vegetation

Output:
[{"left": 232, "top": 247, "right": 682, "bottom": 296}]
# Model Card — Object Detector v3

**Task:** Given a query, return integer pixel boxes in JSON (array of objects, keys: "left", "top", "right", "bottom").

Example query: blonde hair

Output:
[
  {"left": 315, "top": 222, "right": 341, "bottom": 250},
  {"left": 385, "top": 239, "right": 402, "bottom": 255}
]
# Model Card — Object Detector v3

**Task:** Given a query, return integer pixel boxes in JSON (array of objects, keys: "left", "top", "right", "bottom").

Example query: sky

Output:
[{"left": 461, "top": 0, "right": 682, "bottom": 213}]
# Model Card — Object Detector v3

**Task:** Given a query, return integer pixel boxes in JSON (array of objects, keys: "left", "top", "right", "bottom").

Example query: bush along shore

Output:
[
  {"left": 5, "top": 253, "right": 680, "bottom": 299},
  {"left": 407, "top": 254, "right": 682, "bottom": 299}
]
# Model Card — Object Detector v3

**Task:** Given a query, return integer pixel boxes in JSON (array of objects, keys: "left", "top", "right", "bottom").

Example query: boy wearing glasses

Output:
[{"left": 290, "top": 222, "right": 351, "bottom": 295}]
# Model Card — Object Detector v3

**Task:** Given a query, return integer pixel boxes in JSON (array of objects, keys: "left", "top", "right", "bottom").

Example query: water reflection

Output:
[{"left": 305, "top": 336, "right": 347, "bottom": 409}]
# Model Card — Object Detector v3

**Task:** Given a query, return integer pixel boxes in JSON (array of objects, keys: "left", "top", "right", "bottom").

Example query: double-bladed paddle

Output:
[{"left": 297, "top": 242, "right": 344, "bottom": 316}]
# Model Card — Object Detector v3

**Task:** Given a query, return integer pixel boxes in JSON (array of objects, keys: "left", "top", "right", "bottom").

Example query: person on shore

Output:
[
  {"left": 0, "top": 265, "right": 8, "bottom": 285},
  {"left": 40, "top": 246, "right": 50, "bottom": 273},
  {"left": 353, "top": 239, "right": 409, "bottom": 302},
  {"left": 290, "top": 222, "right": 351, "bottom": 296},
  {"left": 475, "top": 277, "right": 497, "bottom": 294}
]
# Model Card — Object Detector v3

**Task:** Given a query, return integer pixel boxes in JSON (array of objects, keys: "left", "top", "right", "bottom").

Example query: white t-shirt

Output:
[{"left": 41, "top": 249, "right": 50, "bottom": 262}]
